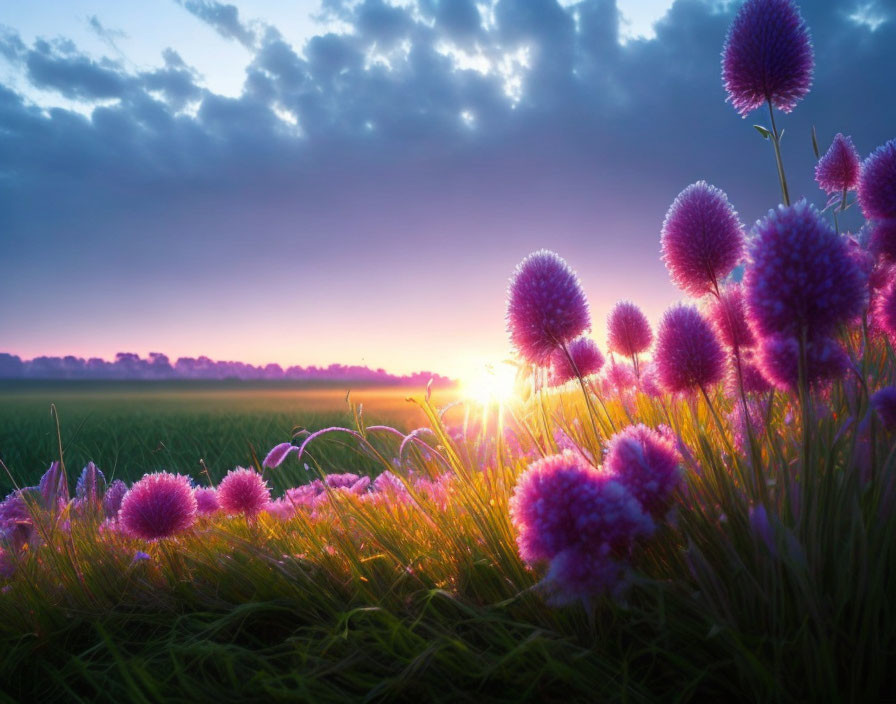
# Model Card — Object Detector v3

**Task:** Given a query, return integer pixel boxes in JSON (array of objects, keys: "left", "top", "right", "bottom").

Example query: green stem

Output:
[{"left": 767, "top": 101, "right": 790, "bottom": 206}]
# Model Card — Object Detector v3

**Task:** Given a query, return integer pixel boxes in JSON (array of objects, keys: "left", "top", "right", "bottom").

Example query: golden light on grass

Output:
[{"left": 460, "top": 360, "right": 519, "bottom": 406}]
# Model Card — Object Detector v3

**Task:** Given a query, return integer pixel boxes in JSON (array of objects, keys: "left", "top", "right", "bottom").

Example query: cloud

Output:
[{"left": 177, "top": 0, "right": 257, "bottom": 49}]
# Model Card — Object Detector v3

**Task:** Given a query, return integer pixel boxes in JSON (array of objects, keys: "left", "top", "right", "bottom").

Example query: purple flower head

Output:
[
  {"left": 602, "top": 359, "right": 637, "bottom": 394},
  {"left": 757, "top": 334, "right": 849, "bottom": 391},
  {"left": 119, "top": 472, "right": 197, "bottom": 541},
  {"left": 324, "top": 472, "right": 371, "bottom": 495},
  {"left": 870, "top": 218, "right": 896, "bottom": 262},
  {"left": 549, "top": 336, "right": 605, "bottom": 385},
  {"left": 0, "top": 488, "right": 38, "bottom": 552},
  {"left": 654, "top": 305, "right": 726, "bottom": 393},
  {"left": 708, "top": 282, "right": 756, "bottom": 350},
  {"left": 722, "top": 0, "right": 813, "bottom": 117},
  {"left": 218, "top": 467, "right": 271, "bottom": 518},
  {"left": 638, "top": 363, "right": 663, "bottom": 398},
  {"left": 38, "top": 461, "right": 68, "bottom": 511},
  {"left": 744, "top": 200, "right": 866, "bottom": 338},
  {"left": 509, "top": 451, "right": 652, "bottom": 567},
  {"left": 194, "top": 487, "right": 220, "bottom": 514},
  {"left": 607, "top": 301, "right": 653, "bottom": 356},
  {"left": 871, "top": 387, "right": 896, "bottom": 431},
  {"left": 76, "top": 462, "right": 106, "bottom": 503},
  {"left": 875, "top": 279, "right": 896, "bottom": 341},
  {"left": 263, "top": 442, "right": 298, "bottom": 469},
  {"left": 103, "top": 480, "right": 128, "bottom": 520},
  {"left": 661, "top": 182, "right": 745, "bottom": 296},
  {"left": 506, "top": 250, "right": 591, "bottom": 364},
  {"left": 728, "top": 355, "right": 773, "bottom": 395},
  {"left": 858, "top": 139, "right": 896, "bottom": 220},
  {"left": 815, "top": 134, "right": 861, "bottom": 194},
  {"left": 604, "top": 424, "right": 681, "bottom": 519},
  {"left": 542, "top": 546, "right": 629, "bottom": 605}
]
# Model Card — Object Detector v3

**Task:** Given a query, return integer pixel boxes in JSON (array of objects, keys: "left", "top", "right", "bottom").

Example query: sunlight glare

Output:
[{"left": 461, "top": 361, "right": 519, "bottom": 406}]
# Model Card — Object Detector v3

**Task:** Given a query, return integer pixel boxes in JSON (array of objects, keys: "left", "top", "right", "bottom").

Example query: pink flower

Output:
[
  {"left": 549, "top": 336, "right": 605, "bottom": 385},
  {"left": 654, "top": 305, "right": 726, "bottom": 393},
  {"left": 604, "top": 425, "right": 681, "bottom": 519},
  {"left": 217, "top": 467, "right": 271, "bottom": 518},
  {"left": 607, "top": 301, "right": 652, "bottom": 356},
  {"left": 119, "top": 472, "right": 197, "bottom": 541},
  {"left": 194, "top": 487, "right": 220, "bottom": 514},
  {"left": 815, "top": 133, "right": 861, "bottom": 194}
]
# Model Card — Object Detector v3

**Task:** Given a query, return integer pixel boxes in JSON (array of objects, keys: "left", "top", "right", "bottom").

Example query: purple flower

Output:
[
  {"left": 325, "top": 472, "right": 371, "bottom": 494},
  {"left": 218, "top": 467, "right": 271, "bottom": 518},
  {"left": 875, "top": 279, "right": 896, "bottom": 341},
  {"left": 604, "top": 424, "right": 681, "bottom": 519},
  {"left": 728, "top": 355, "right": 773, "bottom": 395},
  {"left": 722, "top": 0, "right": 813, "bottom": 117},
  {"left": 131, "top": 550, "right": 151, "bottom": 564},
  {"left": 510, "top": 451, "right": 652, "bottom": 601},
  {"left": 550, "top": 336, "right": 605, "bottom": 385},
  {"left": 263, "top": 442, "right": 298, "bottom": 469},
  {"left": 103, "top": 480, "right": 128, "bottom": 520},
  {"left": 194, "top": 487, "right": 220, "bottom": 514},
  {"left": 38, "top": 461, "right": 68, "bottom": 511},
  {"left": 815, "top": 133, "right": 861, "bottom": 194},
  {"left": 506, "top": 250, "right": 591, "bottom": 364},
  {"left": 638, "top": 363, "right": 663, "bottom": 398},
  {"left": 542, "top": 546, "right": 629, "bottom": 605},
  {"left": 119, "top": 472, "right": 197, "bottom": 541},
  {"left": 744, "top": 201, "right": 866, "bottom": 339},
  {"left": 607, "top": 301, "right": 653, "bottom": 357},
  {"left": 858, "top": 139, "right": 896, "bottom": 220},
  {"left": 654, "top": 305, "right": 726, "bottom": 393},
  {"left": 0, "top": 488, "right": 38, "bottom": 552},
  {"left": 756, "top": 334, "right": 849, "bottom": 391},
  {"left": 661, "top": 182, "right": 745, "bottom": 296},
  {"left": 76, "top": 462, "right": 106, "bottom": 504},
  {"left": 870, "top": 218, "right": 896, "bottom": 262},
  {"left": 871, "top": 387, "right": 896, "bottom": 431},
  {"left": 707, "top": 283, "right": 756, "bottom": 350},
  {"left": 601, "top": 359, "right": 637, "bottom": 394}
]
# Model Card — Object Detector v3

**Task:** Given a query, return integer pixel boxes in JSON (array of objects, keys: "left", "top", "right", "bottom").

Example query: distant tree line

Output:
[{"left": 0, "top": 352, "right": 453, "bottom": 385}]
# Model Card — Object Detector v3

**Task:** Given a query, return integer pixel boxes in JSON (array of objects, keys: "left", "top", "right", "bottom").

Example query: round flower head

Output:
[
  {"left": 509, "top": 450, "right": 652, "bottom": 566},
  {"left": 604, "top": 424, "right": 681, "bottom": 519},
  {"left": 757, "top": 334, "right": 849, "bottom": 391},
  {"left": 858, "top": 139, "right": 896, "bottom": 220},
  {"left": 744, "top": 200, "right": 866, "bottom": 338},
  {"left": 103, "top": 479, "right": 128, "bottom": 520},
  {"left": 217, "top": 467, "right": 271, "bottom": 518},
  {"left": 870, "top": 218, "right": 896, "bottom": 262},
  {"left": 638, "top": 363, "right": 663, "bottom": 398},
  {"left": 506, "top": 250, "right": 591, "bottom": 364},
  {"left": 607, "top": 301, "right": 653, "bottom": 356},
  {"left": 654, "top": 305, "right": 726, "bottom": 393},
  {"left": 871, "top": 387, "right": 896, "bottom": 431},
  {"left": 194, "top": 487, "right": 220, "bottom": 514},
  {"left": 728, "top": 355, "right": 773, "bottom": 395},
  {"left": 815, "top": 133, "right": 861, "bottom": 194},
  {"left": 707, "top": 282, "right": 755, "bottom": 350},
  {"left": 661, "top": 182, "right": 745, "bottom": 296},
  {"left": 722, "top": 0, "right": 813, "bottom": 117},
  {"left": 602, "top": 359, "right": 637, "bottom": 394},
  {"left": 119, "top": 472, "right": 197, "bottom": 541},
  {"left": 550, "top": 336, "right": 605, "bottom": 385},
  {"left": 875, "top": 279, "right": 896, "bottom": 341}
]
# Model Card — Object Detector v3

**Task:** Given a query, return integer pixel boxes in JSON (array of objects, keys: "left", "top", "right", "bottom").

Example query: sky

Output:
[{"left": 0, "top": 0, "right": 894, "bottom": 379}]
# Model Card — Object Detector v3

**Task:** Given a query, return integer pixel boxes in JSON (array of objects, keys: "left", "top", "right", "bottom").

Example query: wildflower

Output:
[
  {"left": 815, "top": 134, "right": 861, "bottom": 194},
  {"left": 131, "top": 551, "right": 151, "bottom": 564},
  {"left": 119, "top": 472, "right": 197, "bottom": 541},
  {"left": 0, "top": 488, "right": 38, "bottom": 552},
  {"left": 75, "top": 462, "right": 106, "bottom": 504},
  {"left": 607, "top": 302, "right": 653, "bottom": 357},
  {"left": 744, "top": 201, "right": 866, "bottom": 338},
  {"left": 103, "top": 479, "right": 128, "bottom": 520},
  {"left": 729, "top": 399, "right": 769, "bottom": 454},
  {"left": 654, "top": 305, "right": 726, "bottom": 393},
  {"left": 722, "top": 0, "right": 813, "bottom": 117},
  {"left": 638, "top": 363, "right": 663, "bottom": 398},
  {"left": 708, "top": 283, "right": 755, "bottom": 350},
  {"left": 858, "top": 139, "right": 896, "bottom": 220},
  {"left": 550, "top": 336, "right": 605, "bottom": 385},
  {"left": 604, "top": 425, "right": 681, "bottom": 519},
  {"left": 728, "top": 355, "right": 772, "bottom": 395},
  {"left": 871, "top": 387, "right": 896, "bottom": 431},
  {"left": 661, "top": 182, "right": 745, "bottom": 296},
  {"left": 262, "top": 442, "right": 297, "bottom": 469},
  {"left": 506, "top": 250, "right": 591, "bottom": 364},
  {"left": 509, "top": 451, "right": 652, "bottom": 598},
  {"left": 542, "top": 545, "right": 629, "bottom": 605},
  {"left": 38, "top": 461, "right": 68, "bottom": 511},
  {"left": 870, "top": 218, "right": 896, "bottom": 262},
  {"left": 876, "top": 279, "right": 896, "bottom": 340},
  {"left": 194, "top": 487, "right": 220, "bottom": 514},
  {"left": 217, "top": 467, "right": 271, "bottom": 518},
  {"left": 602, "top": 359, "right": 637, "bottom": 394},
  {"left": 756, "top": 334, "right": 849, "bottom": 390}
]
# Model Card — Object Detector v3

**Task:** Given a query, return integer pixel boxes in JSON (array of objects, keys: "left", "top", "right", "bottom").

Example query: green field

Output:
[{"left": 0, "top": 380, "right": 457, "bottom": 495}]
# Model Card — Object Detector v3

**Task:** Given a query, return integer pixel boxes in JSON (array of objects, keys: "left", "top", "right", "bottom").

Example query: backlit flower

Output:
[
  {"left": 756, "top": 334, "right": 849, "bottom": 391},
  {"left": 119, "top": 472, "right": 197, "bottom": 541},
  {"left": 722, "top": 0, "right": 813, "bottom": 117},
  {"left": 550, "top": 336, "right": 605, "bottom": 385},
  {"left": 194, "top": 487, "right": 220, "bottom": 514},
  {"left": 858, "top": 139, "right": 896, "bottom": 220},
  {"left": 815, "top": 133, "right": 860, "bottom": 194},
  {"left": 103, "top": 480, "right": 128, "bottom": 520},
  {"left": 506, "top": 250, "right": 591, "bottom": 364},
  {"left": 217, "top": 467, "right": 271, "bottom": 518},
  {"left": 604, "top": 424, "right": 681, "bottom": 518},
  {"left": 707, "top": 282, "right": 755, "bottom": 350},
  {"left": 607, "top": 301, "right": 653, "bottom": 356},
  {"left": 654, "top": 305, "right": 726, "bottom": 393}
]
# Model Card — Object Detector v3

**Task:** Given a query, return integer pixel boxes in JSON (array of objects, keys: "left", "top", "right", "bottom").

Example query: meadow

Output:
[
  {"left": 0, "top": 380, "right": 455, "bottom": 495},
  {"left": 3, "top": 0, "right": 896, "bottom": 701}
]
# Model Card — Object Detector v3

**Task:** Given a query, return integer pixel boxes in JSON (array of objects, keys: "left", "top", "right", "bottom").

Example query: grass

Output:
[
  {"left": 0, "top": 380, "right": 457, "bottom": 495},
  {"left": 1, "top": 340, "right": 895, "bottom": 702}
]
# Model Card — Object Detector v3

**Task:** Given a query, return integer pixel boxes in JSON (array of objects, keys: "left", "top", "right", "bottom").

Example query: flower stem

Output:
[{"left": 767, "top": 101, "right": 790, "bottom": 206}]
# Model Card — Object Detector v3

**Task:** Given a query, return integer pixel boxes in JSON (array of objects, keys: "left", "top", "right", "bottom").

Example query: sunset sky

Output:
[{"left": 0, "top": 0, "right": 893, "bottom": 378}]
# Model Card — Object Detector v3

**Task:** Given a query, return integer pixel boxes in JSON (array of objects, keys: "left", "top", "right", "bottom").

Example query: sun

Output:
[{"left": 461, "top": 361, "right": 519, "bottom": 406}]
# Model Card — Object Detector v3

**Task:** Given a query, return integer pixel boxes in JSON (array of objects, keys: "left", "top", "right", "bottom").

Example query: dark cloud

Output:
[{"left": 23, "top": 39, "right": 131, "bottom": 100}]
